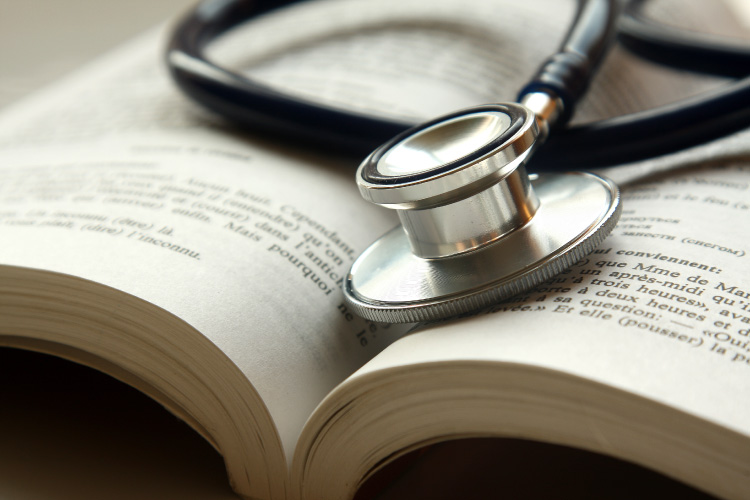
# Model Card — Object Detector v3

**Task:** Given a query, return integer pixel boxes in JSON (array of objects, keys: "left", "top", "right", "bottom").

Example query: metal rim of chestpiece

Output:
[{"left": 343, "top": 103, "right": 621, "bottom": 324}]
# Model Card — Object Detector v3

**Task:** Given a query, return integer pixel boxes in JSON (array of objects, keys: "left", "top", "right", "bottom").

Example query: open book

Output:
[{"left": 1, "top": 0, "right": 748, "bottom": 498}]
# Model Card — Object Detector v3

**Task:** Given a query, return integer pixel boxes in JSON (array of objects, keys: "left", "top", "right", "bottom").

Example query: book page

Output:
[
  {"left": 293, "top": 140, "right": 750, "bottom": 500},
  {"left": 0, "top": 25, "right": 405, "bottom": 494},
  {"left": 360, "top": 156, "right": 750, "bottom": 425},
  {"left": 206, "top": 0, "right": 723, "bottom": 125}
]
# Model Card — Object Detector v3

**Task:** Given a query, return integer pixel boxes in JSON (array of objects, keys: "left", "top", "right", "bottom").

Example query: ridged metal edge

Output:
[{"left": 344, "top": 184, "right": 621, "bottom": 324}]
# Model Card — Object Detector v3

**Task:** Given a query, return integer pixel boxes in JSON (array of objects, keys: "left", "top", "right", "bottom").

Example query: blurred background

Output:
[{"left": 0, "top": 0, "right": 192, "bottom": 109}]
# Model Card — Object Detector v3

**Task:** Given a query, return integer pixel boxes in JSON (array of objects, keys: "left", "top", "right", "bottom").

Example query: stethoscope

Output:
[{"left": 167, "top": 0, "right": 750, "bottom": 323}]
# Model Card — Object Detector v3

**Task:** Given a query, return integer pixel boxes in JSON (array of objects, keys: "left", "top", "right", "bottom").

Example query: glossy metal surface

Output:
[
  {"left": 521, "top": 91, "right": 563, "bottom": 135},
  {"left": 357, "top": 104, "right": 542, "bottom": 259},
  {"left": 345, "top": 102, "right": 620, "bottom": 323},
  {"left": 398, "top": 163, "right": 539, "bottom": 258},
  {"left": 357, "top": 104, "right": 538, "bottom": 209},
  {"left": 344, "top": 172, "right": 620, "bottom": 323},
  {"left": 377, "top": 112, "right": 512, "bottom": 177}
]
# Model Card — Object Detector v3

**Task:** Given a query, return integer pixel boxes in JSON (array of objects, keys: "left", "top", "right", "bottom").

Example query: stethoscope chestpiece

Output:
[{"left": 344, "top": 103, "right": 621, "bottom": 324}]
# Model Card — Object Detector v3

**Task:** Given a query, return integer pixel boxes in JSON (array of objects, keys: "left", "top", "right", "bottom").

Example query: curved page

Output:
[{"left": 295, "top": 158, "right": 750, "bottom": 500}]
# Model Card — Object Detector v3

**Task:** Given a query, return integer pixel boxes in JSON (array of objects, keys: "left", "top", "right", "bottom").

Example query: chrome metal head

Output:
[
  {"left": 376, "top": 111, "right": 512, "bottom": 178},
  {"left": 357, "top": 104, "right": 541, "bottom": 259},
  {"left": 357, "top": 104, "right": 538, "bottom": 209},
  {"left": 345, "top": 103, "right": 620, "bottom": 323}
]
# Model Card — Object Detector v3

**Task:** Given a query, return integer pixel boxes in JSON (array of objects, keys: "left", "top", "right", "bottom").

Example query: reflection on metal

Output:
[{"left": 345, "top": 104, "right": 620, "bottom": 323}]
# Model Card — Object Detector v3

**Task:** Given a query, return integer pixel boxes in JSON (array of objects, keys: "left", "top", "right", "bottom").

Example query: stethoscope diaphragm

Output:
[{"left": 343, "top": 103, "right": 621, "bottom": 323}]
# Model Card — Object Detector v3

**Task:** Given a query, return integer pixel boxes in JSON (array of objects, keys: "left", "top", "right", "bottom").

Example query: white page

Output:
[
  {"left": 357, "top": 158, "right": 750, "bottom": 434},
  {"left": 0, "top": 29, "right": 407, "bottom": 473},
  {"left": 293, "top": 144, "right": 750, "bottom": 500},
  {"left": 207, "top": 0, "right": 722, "bottom": 125}
]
